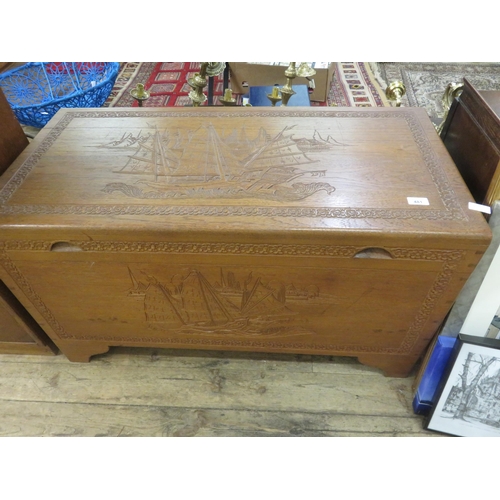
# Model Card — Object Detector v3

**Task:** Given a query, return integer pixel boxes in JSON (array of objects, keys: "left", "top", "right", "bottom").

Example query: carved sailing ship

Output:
[
  {"left": 101, "top": 124, "right": 338, "bottom": 201},
  {"left": 127, "top": 268, "right": 316, "bottom": 336}
]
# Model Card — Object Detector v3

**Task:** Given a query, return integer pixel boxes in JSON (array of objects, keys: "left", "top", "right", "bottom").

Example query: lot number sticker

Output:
[{"left": 407, "top": 197, "right": 430, "bottom": 206}]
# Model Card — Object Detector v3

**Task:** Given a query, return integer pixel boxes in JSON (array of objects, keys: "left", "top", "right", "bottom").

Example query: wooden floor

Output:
[{"left": 0, "top": 346, "right": 438, "bottom": 437}]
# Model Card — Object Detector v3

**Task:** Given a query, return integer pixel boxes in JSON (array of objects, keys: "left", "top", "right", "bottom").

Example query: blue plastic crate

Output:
[
  {"left": 0, "top": 62, "right": 120, "bottom": 128},
  {"left": 413, "top": 335, "right": 457, "bottom": 415}
]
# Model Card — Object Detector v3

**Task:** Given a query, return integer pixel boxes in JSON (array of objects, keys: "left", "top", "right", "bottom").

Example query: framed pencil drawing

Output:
[
  {"left": 461, "top": 241, "right": 500, "bottom": 340},
  {"left": 426, "top": 334, "right": 500, "bottom": 437}
]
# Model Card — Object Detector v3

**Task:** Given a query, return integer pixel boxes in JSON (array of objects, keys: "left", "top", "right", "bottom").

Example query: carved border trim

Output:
[
  {"left": 0, "top": 240, "right": 466, "bottom": 354},
  {"left": 0, "top": 109, "right": 466, "bottom": 221},
  {"left": 0, "top": 246, "right": 68, "bottom": 340},
  {"left": 3, "top": 239, "right": 465, "bottom": 261}
]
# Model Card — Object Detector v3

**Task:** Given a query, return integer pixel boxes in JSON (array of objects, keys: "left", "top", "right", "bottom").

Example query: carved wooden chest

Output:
[{"left": 0, "top": 107, "right": 491, "bottom": 376}]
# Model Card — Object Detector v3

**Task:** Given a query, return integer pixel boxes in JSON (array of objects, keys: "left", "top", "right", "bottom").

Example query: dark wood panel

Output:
[
  {"left": 0, "top": 87, "right": 29, "bottom": 176},
  {"left": 0, "top": 280, "right": 57, "bottom": 355},
  {"left": 441, "top": 78, "right": 500, "bottom": 205}
]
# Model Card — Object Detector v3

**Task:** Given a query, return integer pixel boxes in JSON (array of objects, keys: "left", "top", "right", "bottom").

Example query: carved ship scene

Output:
[
  {"left": 127, "top": 267, "right": 330, "bottom": 337},
  {"left": 100, "top": 124, "right": 341, "bottom": 202}
]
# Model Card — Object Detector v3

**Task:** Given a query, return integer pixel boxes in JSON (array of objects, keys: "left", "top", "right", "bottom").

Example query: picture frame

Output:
[
  {"left": 426, "top": 334, "right": 500, "bottom": 436},
  {"left": 461, "top": 244, "right": 500, "bottom": 340},
  {"left": 439, "top": 200, "right": 500, "bottom": 339}
]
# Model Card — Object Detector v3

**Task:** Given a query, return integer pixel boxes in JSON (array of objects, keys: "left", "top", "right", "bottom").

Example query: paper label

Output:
[
  {"left": 468, "top": 202, "right": 491, "bottom": 214},
  {"left": 407, "top": 197, "right": 430, "bottom": 206}
]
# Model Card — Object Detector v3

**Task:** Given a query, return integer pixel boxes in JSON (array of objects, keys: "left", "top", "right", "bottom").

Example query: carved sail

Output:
[
  {"left": 114, "top": 129, "right": 181, "bottom": 179},
  {"left": 181, "top": 270, "right": 235, "bottom": 326},
  {"left": 144, "top": 284, "right": 185, "bottom": 328},
  {"left": 238, "top": 126, "right": 324, "bottom": 191},
  {"left": 242, "top": 126, "right": 317, "bottom": 170},
  {"left": 178, "top": 124, "right": 244, "bottom": 182},
  {"left": 241, "top": 278, "right": 290, "bottom": 317},
  {"left": 127, "top": 267, "right": 149, "bottom": 297}
]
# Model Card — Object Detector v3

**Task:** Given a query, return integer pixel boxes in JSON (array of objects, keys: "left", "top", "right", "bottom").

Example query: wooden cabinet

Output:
[
  {"left": 0, "top": 280, "right": 57, "bottom": 355},
  {"left": 0, "top": 87, "right": 29, "bottom": 176},
  {"left": 0, "top": 107, "right": 491, "bottom": 375},
  {"left": 0, "top": 87, "right": 57, "bottom": 355},
  {"left": 440, "top": 78, "right": 500, "bottom": 206}
]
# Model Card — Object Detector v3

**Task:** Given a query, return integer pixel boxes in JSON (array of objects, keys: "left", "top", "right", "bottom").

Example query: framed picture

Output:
[
  {"left": 461, "top": 242, "right": 500, "bottom": 340},
  {"left": 426, "top": 334, "right": 500, "bottom": 436},
  {"left": 440, "top": 200, "right": 500, "bottom": 338}
]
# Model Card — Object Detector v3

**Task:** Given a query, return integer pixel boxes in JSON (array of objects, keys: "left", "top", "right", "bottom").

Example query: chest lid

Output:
[{"left": 0, "top": 107, "right": 491, "bottom": 245}]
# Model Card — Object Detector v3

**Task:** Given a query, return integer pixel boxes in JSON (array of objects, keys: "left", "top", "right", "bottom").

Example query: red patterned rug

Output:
[{"left": 105, "top": 62, "right": 389, "bottom": 108}]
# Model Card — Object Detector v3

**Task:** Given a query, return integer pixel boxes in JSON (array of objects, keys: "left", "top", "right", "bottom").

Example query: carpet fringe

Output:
[
  {"left": 364, "top": 63, "right": 391, "bottom": 107},
  {"left": 368, "top": 62, "right": 388, "bottom": 89}
]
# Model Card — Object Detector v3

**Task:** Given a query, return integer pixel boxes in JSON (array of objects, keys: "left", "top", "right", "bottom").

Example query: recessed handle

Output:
[
  {"left": 353, "top": 248, "right": 393, "bottom": 259},
  {"left": 49, "top": 242, "right": 83, "bottom": 252}
]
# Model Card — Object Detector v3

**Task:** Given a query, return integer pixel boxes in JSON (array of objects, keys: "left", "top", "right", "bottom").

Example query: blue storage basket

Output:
[{"left": 0, "top": 62, "right": 120, "bottom": 128}]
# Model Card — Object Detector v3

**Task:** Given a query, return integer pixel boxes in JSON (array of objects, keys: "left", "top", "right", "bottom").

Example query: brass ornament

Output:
[
  {"left": 187, "top": 63, "right": 209, "bottom": 106},
  {"left": 435, "top": 82, "right": 464, "bottom": 134},
  {"left": 266, "top": 86, "right": 282, "bottom": 106},
  {"left": 269, "top": 62, "right": 316, "bottom": 107},
  {"left": 284, "top": 62, "right": 298, "bottom": 79},
  {"left": 280, "top": 62, "right": 297, "bottom": 106},
  {"left": 297, "top": 62, "right": 316, "bottom": 78},
  {"left": 442, "top": 82, "right": 464, "bottom": 109},
  {"left": 220, "top": 88, "right": 237, "bottom": 106},
  {"left": 206, "top": 62, "right": 226, "bottom": 77},
  {"left": 187, "top": 63, "right": 226, "bottom": 106},
  {"left": 129, "top": 83, "right": 150, "bottom": 107},
  {"left": 385, "top": 81, "right": 406, "bottom": 107}
]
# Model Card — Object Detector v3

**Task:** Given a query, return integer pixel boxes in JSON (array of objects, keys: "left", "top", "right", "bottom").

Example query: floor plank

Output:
[
  {"left": 0, "top": 400, "right": 435, "bottom": 437},
  {"left": 0, "top": 347, "right": 431, "bottom": 436}
]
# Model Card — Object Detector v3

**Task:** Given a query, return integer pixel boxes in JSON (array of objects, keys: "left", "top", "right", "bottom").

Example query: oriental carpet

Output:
[
  {"left": 104, "top": 62, "right": 389, "bottom": 108},
  {"left": 372, "top": 62, "right": 500, "bottom": 125}
]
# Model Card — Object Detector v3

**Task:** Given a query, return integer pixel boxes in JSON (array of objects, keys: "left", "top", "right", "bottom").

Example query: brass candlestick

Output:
[
  {"left": 220, "top": 88, "right": 237, "bottom": 106},
  {"left": 385, "top": 81, "right": 406, "bottom": 107},
  {"left": 187, "top": 62, "right": 209, "bottom": 106},
  {"left": 297, "top": 62, "right": 316, "bottom": 78},
  {"left": 272, "top": 63, "right": 316, "bottom": 106},
  {"left": 187, "top": 63, "right": 226, "bottom": 106},
  {"left": 267, "top": 85, "right": 282, "bottom": 106},
  {"left": 205, "top": 62, "right": 226, "bottom": 77},
  {"left": 435, "top": 82, "right": 464, "bottom": 135},
  {"left": 130, "top": 83, "right": 150, "bottom": 107},
  {"left": 279, "top": 62, "right": 297, "bottom": 106}
]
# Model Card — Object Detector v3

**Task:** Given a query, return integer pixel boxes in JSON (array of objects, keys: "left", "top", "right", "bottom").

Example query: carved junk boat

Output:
[
  {"left": 128, "top": 268, "right": 294, "bottom": 334},
  {"left": 102, "top": 124, "right": 337, "bottom": 200}
]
